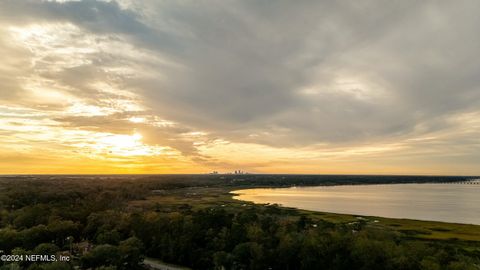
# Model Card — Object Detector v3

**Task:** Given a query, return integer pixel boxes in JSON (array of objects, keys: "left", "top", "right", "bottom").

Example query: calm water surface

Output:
[{"left": 233, "top": 183, "right": 480, "bottom": 225}]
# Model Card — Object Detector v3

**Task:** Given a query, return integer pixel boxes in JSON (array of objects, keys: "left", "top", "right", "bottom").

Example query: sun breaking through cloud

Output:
[{"left": 0, "top": 0, "right": 479, "bottom": 175}]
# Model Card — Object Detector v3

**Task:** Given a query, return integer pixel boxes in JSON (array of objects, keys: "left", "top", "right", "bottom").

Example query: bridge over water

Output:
[{"left": 445, "top": 179, "right": 480, "bottom": 185}]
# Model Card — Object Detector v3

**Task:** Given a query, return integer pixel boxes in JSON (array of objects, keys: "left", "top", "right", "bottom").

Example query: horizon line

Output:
[{"left": 0, "top": 173, "right": 478, "bottom": 177}]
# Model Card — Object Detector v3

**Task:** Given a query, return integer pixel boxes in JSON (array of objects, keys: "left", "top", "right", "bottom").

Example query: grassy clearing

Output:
[{"left": 128, "top": 186, "right": 480, "bottom": 243}]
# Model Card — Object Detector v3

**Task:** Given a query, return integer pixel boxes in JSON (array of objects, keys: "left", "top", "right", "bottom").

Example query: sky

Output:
[{"left": 0, "top": 0, "right": 479, "bottom": 175}]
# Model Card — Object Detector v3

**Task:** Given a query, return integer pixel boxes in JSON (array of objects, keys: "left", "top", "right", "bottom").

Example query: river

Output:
[{"left": 232, "top": 182, "right": 480, "bottom": 225}]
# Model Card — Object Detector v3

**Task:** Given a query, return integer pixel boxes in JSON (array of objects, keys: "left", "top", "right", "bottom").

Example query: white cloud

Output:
[{"left": 1, "top": 0, "right": 480, "bottom": 174}]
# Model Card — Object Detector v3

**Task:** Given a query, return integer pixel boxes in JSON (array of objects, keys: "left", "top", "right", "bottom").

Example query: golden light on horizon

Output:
[{"left": 1, "top": 0, "right": 480, "bottom": 175}]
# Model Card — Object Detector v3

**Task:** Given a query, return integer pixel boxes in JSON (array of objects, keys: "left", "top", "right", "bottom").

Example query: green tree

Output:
[
  {"left": 40, "top": 262, "right": 72, "bottom": 270},
  {"left": 34, "top": 243, "right": 60, "bottom": 255},
  {"left": 81, "top": 245, "right": 120, "bottom": 269},
  {"left": 119, "top": 237, "right": 144, "bottom": 269}
]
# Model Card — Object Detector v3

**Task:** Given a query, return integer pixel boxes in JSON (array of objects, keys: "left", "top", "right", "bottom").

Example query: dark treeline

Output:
[
  {"left": 0, "top": 175, "right": 479, "bottom": 269},
  {"left": 130, "top": 206, "right": 479, "bottom": 270},
  {"left": 2, "top": 174, "right": 474, "bottom": 189}
]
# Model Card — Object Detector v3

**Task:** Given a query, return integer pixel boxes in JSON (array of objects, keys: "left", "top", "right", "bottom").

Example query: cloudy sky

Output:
[{"left": 0, "top": 0, "right": 479, "bottom": 175}]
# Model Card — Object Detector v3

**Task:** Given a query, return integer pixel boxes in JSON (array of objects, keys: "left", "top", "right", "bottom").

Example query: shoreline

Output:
[{"left": 229, "top": 184, "right": 480, "bottom": 240}]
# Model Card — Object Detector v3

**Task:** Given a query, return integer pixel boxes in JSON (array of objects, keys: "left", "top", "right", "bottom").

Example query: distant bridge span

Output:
[{"left": 444, "top": 179, "right": 480, "bottom": 185}]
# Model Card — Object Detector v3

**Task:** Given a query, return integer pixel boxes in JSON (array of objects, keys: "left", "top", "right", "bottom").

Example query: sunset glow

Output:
[{"left": 1, "top": 1, "right": 479, "bottom": 175}]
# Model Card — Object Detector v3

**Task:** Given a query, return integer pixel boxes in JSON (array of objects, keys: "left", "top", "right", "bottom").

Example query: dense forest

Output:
[{"left": 0, "top": 175, "right": 479, "bottom": 269}]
